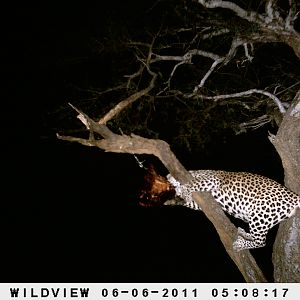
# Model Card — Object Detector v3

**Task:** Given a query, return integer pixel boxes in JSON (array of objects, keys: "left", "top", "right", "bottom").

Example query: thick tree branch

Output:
[
  {"left": 57, "top": 106, "right": 267, "bottom": 282},
  {"left": 58, "top": 105, "right": 192, "bottom": 184},
  {"left": 198, "top": 0, "right": 266, "bottom": 25}
]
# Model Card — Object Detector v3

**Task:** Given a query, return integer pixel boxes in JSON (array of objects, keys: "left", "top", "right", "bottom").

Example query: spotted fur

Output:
[{"left": 167, "top": 170, "right": 300, "bottom": 251}]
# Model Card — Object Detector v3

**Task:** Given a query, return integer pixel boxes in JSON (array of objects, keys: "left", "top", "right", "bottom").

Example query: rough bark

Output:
[
  {"left": 270, "top": 89, "right": 300, "bottom": 282},
  {"left": 272, "top": 210, "right": 300, "bottom": 282}
]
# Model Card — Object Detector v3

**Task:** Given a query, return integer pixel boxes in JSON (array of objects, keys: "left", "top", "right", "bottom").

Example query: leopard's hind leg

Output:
[{"left": 233, "top": 219, "right": 268, "bottom": 251}]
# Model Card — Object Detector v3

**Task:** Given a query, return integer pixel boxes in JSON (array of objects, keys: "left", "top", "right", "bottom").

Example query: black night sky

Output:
[{"left": 3, "top": 0, "right": 298, "bottom": 283}]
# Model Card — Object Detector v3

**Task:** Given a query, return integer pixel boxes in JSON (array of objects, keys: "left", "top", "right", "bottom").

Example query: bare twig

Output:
[
  {"left": 124, "top": 65, "right": 144, "bottom": 89},
  {"left": 193, "top": 58, "right": 224, "bottom": 92},
  {"left": 243, "top": 43, "right": 254, "bottom": 62}
]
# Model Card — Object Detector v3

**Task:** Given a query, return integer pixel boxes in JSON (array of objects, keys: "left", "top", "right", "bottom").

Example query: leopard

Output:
[{"left": 166, "top": 170, "right": 300, "bottom": 251}]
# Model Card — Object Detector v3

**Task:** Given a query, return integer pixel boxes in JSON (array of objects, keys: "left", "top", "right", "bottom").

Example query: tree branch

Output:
[
  {"left": 191, "top": 88, "right": 286, "bottom": 113},
  {"left": 286, "top": 0, "right": 298, "bottom": 30},
  {"left": 198, "top": 0, "right": 266, "bottom": 25},
  {"left": 265, "top": 0, "right": 281, "bottom": 24},
  {"left": 57, "top": 106, "right": 267, "bottom": 282},
  {"left": 98, "top": 71, "right": 157, "bottom": 124},
  {"left": 58, "top": 105, "right": 192, "bottom": 184},
  {"left": 193, "top": 58, "right": 224, "bottom": 92},
  {"left": 98, "top": 36, "right": 158, "bottom": 125}
]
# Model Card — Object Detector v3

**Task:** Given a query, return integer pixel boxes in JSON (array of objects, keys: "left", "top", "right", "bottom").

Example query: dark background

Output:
[{"left": 3, "top": 0, "right": 289, "bottom": 282}]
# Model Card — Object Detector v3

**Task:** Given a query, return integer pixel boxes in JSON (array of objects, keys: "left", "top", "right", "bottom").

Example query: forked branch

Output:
[{"left": 57, "top": 105, "right": 267, "bottom": 282}]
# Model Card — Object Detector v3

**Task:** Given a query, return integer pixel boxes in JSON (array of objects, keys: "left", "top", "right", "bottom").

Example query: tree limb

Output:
[
  {"left": 58, "top": 105, "right": 192, "bottom": 184},
  {"left": 197, "top": 0, "right": 266, "bottom": 25},
  {"left": 286, "top": 0, "right": 298, "bottom": 30},
  {"left": 98, "top": 71, "right": 157, "bottom": 124},
  {"left": 98, "top": 35, "right": 158, "bottom": 125},
  {"left": 57, "top": 106, "right": 267, "bottom": 282},
  {"left": 191, "top": 88, "right": 286, "bottom": 113}
]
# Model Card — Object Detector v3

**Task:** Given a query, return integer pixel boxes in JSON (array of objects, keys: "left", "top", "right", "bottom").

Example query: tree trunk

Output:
[{"left": 270, "top": 89, "right": 300, "bottom": 282}]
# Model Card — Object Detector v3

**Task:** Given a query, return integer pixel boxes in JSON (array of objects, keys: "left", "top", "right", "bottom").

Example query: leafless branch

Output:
[
  {"left": 286, "top": 0, "right": 298, "bottom": 30},
  {"left": 124, "top": 65, "right": 144, "bottom": 89},
  {"left": 99, "top": 71, "right": 157, "bottom": 124},
  {"left": 58, "top": 105, "right": 192, "bottom": 183},
  {"left": 57, "top": 106, "right": 267, "bottom": 282},
  {"left": 152, "top": 49, "right": 222, "bottom": 64},
  {"left": 202, "top": 28, "right": 230, "bottom": 39},
  {"left": 192, "top": 88, "right": 286, "bottom": 113},
  {"left": 166, "top": 61, "right": 186, "bottom": 89},
  {"left": 265, "top": 0, "right": 281, "bottom": 24},
  {"left": 243, "top": 43, "right": 254, "bottom": 62},
  {"left": 198, "top": 0, "right": 266, "bottom": 25},
  {"left": 153, "top": 39, "right": 246, "bottom": 93},
  {"left": 239, "top": 114, "right": 272, "bottom": 132},
  {"left": 192, "top": 37, "right": 250, "bottom": 92},
  {"left": 193, "top": 58, "right": 224, "bottom": 92},
  {"left": 98, "top": 36, "right": 159, "bottom": 124},
  {"left": 152, "top": 49, "right": 223, "bottom": 91}
]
